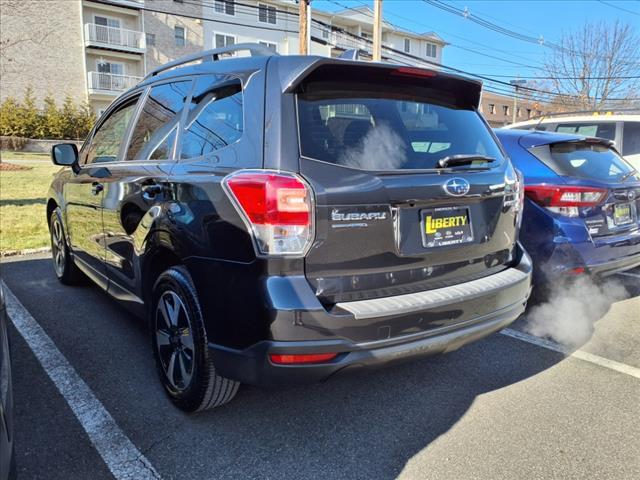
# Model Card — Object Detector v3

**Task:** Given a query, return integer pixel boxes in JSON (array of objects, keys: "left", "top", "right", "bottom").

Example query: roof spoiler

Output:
[{"left": 278, "top": 57, "right": 483, "bottom": 108}]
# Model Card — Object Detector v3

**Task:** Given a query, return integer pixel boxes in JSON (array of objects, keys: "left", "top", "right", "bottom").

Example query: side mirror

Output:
[{"left": 52, "top": 143, "right": 78, "bottom": 167}]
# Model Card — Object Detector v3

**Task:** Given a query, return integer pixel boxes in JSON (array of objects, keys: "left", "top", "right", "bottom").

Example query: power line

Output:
[
  {"left": 422, "top": 0, "right": 640, "bottom": 64},
  {"left": 598, "top": 0, "right": 640, "bottom": 17},
  {"left": 349, "top": 0, "right": 550, "bottom": 69}
]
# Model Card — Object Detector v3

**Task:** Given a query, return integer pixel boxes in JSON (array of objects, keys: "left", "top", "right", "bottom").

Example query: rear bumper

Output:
[
  {"left": 210, "top": 300, "right": 525, "bottom": 386},
  {"left": 210, "top": 245, "right": 532, "bottom": 386},
  {"left": 586, "top": 251, "right": 640, "bottom": 277},
  {"left": 538, "top": 227, "right": 640, "bottom": 280}
]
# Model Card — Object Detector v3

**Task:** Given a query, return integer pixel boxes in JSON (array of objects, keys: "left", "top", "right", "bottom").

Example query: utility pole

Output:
[
  {"left": 373, "top": 0, "right": 383, "bottom": 61},
  {"left": 510, "top": 77, "right": 527, "bottom": 124},
  {"left": 299, "top": 0, "right": 310, "bottom": 55}
]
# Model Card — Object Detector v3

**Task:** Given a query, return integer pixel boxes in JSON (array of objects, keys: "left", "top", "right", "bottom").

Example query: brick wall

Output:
[{"left": 0, "top": 0, "right": 87, "bottom": 108}]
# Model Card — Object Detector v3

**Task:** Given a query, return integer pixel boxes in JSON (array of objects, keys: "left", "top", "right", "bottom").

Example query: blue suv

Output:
[{"left": 496, "top": 129, "right": 640, "bottom": 293}]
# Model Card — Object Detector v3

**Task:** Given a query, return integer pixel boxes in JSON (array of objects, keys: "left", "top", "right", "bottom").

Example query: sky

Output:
[{"left": 312, "top": 0, "right": 640, "bottom": 81}]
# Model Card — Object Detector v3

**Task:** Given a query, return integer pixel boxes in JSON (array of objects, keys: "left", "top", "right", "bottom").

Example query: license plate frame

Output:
[
  {"left": 613, "top": 203, "right": 633, "bottom": 225},
  {"left": 421, "top": 206, "right": 474, "bottom": 248}
]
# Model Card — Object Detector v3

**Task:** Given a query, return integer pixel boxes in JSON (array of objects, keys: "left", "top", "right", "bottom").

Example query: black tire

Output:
[
  {"left": 151, "top": 266, "right": 239, "bottom": 412},
  {"left": 49, "top": 208, "right": 83, "bottom": 285}
]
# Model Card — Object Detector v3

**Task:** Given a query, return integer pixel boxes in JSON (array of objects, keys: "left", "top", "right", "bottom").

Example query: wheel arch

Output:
[{"left": 46, "top": 198, "right": 59, "bottom": 227}]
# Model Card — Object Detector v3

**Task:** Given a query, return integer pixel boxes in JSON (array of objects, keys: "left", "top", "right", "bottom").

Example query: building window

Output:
[
  {"left": 361, "top": 32, "right": 371, "bottom": 39},
  {"left": 175, "top": 26, "right": 185, "bottom": 46},
  {"left": 426, "top": 43, "right": 437, "bottom": 58},
  {"left": 526, "top": 108, "right": 532, "bottom": 118},
  {"left": 488, "top": 104, "right": 496, "bottom": 115},
  {"left": 145, "top": 33, "right": 156, "bottom": 47},
  {"left": 502, "top": 105, "right": 509, "bottom": 116},
  {"left": 215, "top": 33, "right": 235, "bottom": 49},
  {"left": 259, "top": 41, "right": 277, "bottom": 52},
  {"left": 322, "top": 27, "right": 329, "bottom": 39},
  {"left": 94, "top": 15, "right": 121, "bottom": 29},
  {"left": 97, "top": 60, "right": 124, "bottom": 76},
  {"left": 258, "top": 3, "right": 276, "bottom": 24},
  {"left": 517, "top": 107, "right": 522, "bottom": 118},
  {"left": 404, "top": 38, "right": 411, "bottom": 53},
  {"left": 215, "top": 0, "right": 235, "bottom": 15}
]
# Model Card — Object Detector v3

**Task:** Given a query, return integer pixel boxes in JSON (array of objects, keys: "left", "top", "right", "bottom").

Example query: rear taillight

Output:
[
  {"left": 223, "top": 170, "right": 314, "bottom": 256},
  {"left": 503, "top": 164, "right": 524, "bottom": 226},
  {"left": 524, "top": 185, "right": 608, "bottom": 217}
]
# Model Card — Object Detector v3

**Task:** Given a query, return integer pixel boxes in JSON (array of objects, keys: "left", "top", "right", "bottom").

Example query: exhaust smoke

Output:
[{"left": 524, "top": 276, "right": 629, "bottom": 349}]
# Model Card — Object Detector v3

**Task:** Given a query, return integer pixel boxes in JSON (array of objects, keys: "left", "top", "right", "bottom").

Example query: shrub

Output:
[{"left": 0, "top": 87, "right": 95, "bottom": 143}]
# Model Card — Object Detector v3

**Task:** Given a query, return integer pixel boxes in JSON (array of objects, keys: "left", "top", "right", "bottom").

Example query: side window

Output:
[
  {"left": 85, "top": 98, "right": 138, "bottom": 164},
  {"left": 622, "top": 122, "right": 640, "bottom": 156},
  {"left": 555, "top": 122, "right": 616, "bottom": 140},
  {"left": 180, "top": 77, "right": 243, "bottom": 159},
  {"left": 126, "top": 80, "right": 191, "bottom": 161}
]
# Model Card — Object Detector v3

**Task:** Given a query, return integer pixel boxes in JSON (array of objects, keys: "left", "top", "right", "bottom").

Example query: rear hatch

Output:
[
  {"left": 526, "top": 138, "right": 640, "bottom": 238},
  {"left": 294, "top": 64, "right": 521, "bottom": 305}
]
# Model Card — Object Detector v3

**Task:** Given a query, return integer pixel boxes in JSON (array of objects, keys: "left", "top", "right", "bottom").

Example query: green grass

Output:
[
  {"left": 0, "top": 150, "right": 50, "bottom": 161},
  {"left": 0, "top": 163, "right": 60, "bottom": 252}
]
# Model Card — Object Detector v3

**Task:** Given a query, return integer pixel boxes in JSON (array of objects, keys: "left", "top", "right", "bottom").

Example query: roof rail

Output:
[
  {"left": 143, "top": 43, "right": 278, "bottom": 81},
  {"left": 527, "top": 108, "right": 640, "bottom": 121}
]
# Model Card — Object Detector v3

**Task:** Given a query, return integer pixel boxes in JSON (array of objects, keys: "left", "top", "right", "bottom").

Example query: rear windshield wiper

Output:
[
  {"left": 620, "top": 169, "right": 638, "bottom": 182},
  {"left": 437, "top": 155, "right": 496, "bottom": 169}
]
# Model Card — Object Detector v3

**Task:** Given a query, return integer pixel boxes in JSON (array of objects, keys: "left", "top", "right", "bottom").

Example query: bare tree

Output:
[
  {"left": 543, "top": 20, "right": 640, "bottom": 110},
  {"left": 0, "top": 0, "right": 56, "bottom": 75}
]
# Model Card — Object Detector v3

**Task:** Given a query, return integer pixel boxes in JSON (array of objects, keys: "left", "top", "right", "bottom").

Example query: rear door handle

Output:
[
  {"left": 91, "top": 182, "right": 103, "bottom": 195},
  {"left": 141, "top": 182, "right": 163, "bottom": 200}
]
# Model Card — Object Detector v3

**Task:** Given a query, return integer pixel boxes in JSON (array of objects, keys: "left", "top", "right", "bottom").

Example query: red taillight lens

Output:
[
  {"left": 223, "top": 171, "right": 314, "bottom": 256},
  {"left": 269, "top": 353, "right": 338, "bottom": 365},
  {"left": 525, "top": 185, "right": 607, "bottom": 207},
  {"left": 524, "top": 185, "right": 607, "bottom": 218}
]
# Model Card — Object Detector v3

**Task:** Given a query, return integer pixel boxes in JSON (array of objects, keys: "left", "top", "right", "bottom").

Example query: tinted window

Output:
[
  {"left": 547, "top": 142, "right": 634, "bottom": 181},
  {"left": 298, "top": 95, "right": 503, "bottom": 170},
  {"left": 181, "top": 78, "right": 243, "bottom": 159},
  {"left": 85, "top": 98, "right": 138, "bottom": 164},
  {"left": 555, "top": 122, "right": 616, "bottom": 140},
  {"left": 622, "top": 122, "right": 640, "bottom": 156},
  {"left": 126, "top": 81, "right": 191, "bottom": 161}
]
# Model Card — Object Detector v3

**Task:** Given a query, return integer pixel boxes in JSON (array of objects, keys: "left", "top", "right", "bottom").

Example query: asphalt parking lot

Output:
[{"left": 1, "top": 254, "right": 639, "bottom": 480}]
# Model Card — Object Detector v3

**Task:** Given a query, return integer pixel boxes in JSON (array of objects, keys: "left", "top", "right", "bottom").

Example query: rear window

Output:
[
  {"left": 297, "top": 85, "right": 504, "bottom": 171},
  {"left": 546, "top": 142, "right": 634, "bottom": 181},
  {"left": 555, "top": 122, "right": 616, "bottom": 141}
]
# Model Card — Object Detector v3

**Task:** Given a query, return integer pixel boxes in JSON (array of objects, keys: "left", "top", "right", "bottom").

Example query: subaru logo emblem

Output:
[{"left": 443, "top": 178, "right": 471, "bottom": 196}]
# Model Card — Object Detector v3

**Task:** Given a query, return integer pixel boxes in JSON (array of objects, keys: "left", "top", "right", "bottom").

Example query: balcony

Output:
[
  {"left": 87, "top": 72, "right": 141, "bottom": 95},
  {"left": 84, "top": 23, "right": 145, "bottom": 53}
]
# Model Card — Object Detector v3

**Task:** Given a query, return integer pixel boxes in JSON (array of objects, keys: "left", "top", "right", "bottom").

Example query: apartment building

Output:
[
  {"left": 480, "top": 91, "right": 544, "bottom": 128},
  {"left": 202, "top": 2, "right": 446, "bottom": 65},
  {"left": 0, "top": 0, "right": 446, "bottom": 115}
]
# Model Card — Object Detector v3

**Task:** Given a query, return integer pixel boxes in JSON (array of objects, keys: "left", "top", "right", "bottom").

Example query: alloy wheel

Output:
[
  {"left": 155, "top": 291, "right": 195, "bottom": 391},
  {"left": 51, "top": 217, "right": 66, "bottom": 277}
]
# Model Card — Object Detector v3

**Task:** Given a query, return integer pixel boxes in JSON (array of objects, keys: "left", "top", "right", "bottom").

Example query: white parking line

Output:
[
  {"left": 2, "top": 281, "right": 161, "bottom": 480},
  {"left": 501, "top": 328, "right": 640, "bottom": 380}
]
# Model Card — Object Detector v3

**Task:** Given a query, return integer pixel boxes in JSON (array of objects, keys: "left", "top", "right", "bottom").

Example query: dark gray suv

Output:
[{"left": 47, "top": 44, "right": 532, "bottom": 412}]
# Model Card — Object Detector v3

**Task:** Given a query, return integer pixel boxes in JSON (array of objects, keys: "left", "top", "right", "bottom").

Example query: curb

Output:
[{"left": 1, "top": 247, "right": 51, "bottom": 258}]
